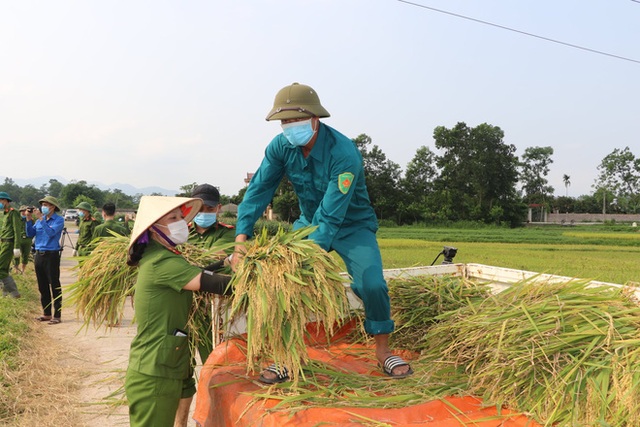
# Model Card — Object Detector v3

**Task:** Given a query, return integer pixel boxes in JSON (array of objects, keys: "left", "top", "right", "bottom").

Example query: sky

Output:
[{"left": 1, "top": 0, "right": 638, "bottom": 198}]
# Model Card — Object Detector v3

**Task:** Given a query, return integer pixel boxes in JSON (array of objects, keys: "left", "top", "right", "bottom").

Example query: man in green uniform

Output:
[
  {"left": 13, "top": 205, "right": 34, "bottom": 274},
  {"left": 74, "top": 201, "right": 99, "bottom": 256},
  {"left": 188, "top": 184, "right": 235, "bottom": 250},
  {"left": 232, "top": 83, "right": 412, "bottom": 382},
  {"left": 173, "top": 183, "right": 235, "bottom": 427},
  {"left": 0, "top": 192, "right": 22, "bottom": 298},
  {"left": 93, "top": 202, "right": 129, "bottom": 238}
]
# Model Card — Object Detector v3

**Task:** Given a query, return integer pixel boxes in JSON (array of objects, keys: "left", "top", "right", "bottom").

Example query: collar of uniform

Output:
[{"left": 307, "top": 122, "right": 327, "bottom": 162}]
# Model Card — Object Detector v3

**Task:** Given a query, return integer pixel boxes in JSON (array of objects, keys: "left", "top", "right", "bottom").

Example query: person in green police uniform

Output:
[
  {"left": 125, "top": 196, "right": 233, "bottom": 427},
  {"left": 14, "top": 206, "right": 34, "bottom": 274},
  {"left": 93, "top": 202, "right": 129, "bottom": 238},
  {"left": 0, "top": 192, "right": 22, "bottom": 298},
  {"left": 74, "top": 201, "right": 100, "bottom": 256},
  {"left": 232, "top": 83, "right": 413, "bottom": 383},
  {"left": 188, "top": 184, "right": 235, "bottom": 250},
  {"left": 170, "top": 183, "right": 236, "bottom": 427}
]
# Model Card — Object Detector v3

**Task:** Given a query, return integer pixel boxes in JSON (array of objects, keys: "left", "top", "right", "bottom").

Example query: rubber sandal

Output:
[
  {"left": 47, "top": 318, "right": 62, "bottom": 325},
  {"left": 259, "top": 364, "right": 289, "bottom": 384},
  {"left": 381, "top": 355, "right": 414, "bottom": 379},
  {"left": 35, "top": 316, "right": 52, "bottom": 322}
]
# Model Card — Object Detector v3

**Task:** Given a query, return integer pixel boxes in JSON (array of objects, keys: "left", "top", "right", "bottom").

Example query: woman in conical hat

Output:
[{"left": 125, "top": 196, "right": 232, "bottom": 427}]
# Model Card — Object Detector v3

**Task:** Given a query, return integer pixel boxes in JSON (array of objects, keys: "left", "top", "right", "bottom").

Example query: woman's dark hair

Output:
[{"left": 127, "top": 242, "right": 148, "bottom": 266}]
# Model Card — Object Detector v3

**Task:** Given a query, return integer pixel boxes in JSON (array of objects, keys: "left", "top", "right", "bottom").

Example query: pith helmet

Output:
[
  {"left": 0, "top": 191, "right": 12, "bottom": 202},
  {"left": 76, "top": 201, "right": 92, "bottom": 212},
  {"left": 39, "top": 196, "right": 61, "bottom": 212},
  {"left": 265, "top": 82, "right": 330, "bottom": 121}
]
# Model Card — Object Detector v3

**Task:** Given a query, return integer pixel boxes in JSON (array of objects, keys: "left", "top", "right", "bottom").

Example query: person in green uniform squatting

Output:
[
  {"left": 93, "top": 202, "right": 129, "bottom": 238},
  {"left": 0, "top": 192, "right": 22, "bottom": 298},
  {"left": 14, "top": 205, "right": 34, "bottom": 274},
  {"left": 74, "top": 201, "right": 100, "bottom": 256},
  {"left": 231, "top": 82, "right": 413, "bottom": 383},
  {"left": 125, "top": 196, "right": 233, "bottom": 427}
]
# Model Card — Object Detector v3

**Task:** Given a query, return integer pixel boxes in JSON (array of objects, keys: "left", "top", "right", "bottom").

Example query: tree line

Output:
[{"left": 2, "top": 122, "right": 638, "bottom": 226}]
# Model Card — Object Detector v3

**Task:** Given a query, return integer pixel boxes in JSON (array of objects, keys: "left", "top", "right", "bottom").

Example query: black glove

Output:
[
  {"left": 200, "top": 270, "right": 233, "bottom": 296},
  {"left": 203, "top": 259, "right": 225, "bottom": 272}
]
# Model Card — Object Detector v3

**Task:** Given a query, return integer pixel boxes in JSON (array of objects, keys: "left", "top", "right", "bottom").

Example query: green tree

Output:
[
  {"left": 271, "top": 178, "right": 300, "bottom": 222},
  {"left": 0, "top": 178, "right": 21, "bottom": 203},
  {"left": 60, "top": 181, "right": 104, "bottom": 209},
  {"left": 19, "top": 185, "right": 46, "bottom": 208},
  {"left": 563, "top": 174, "right": 571, "bottom": 197},
  {"left": 44, "top": 179, "right": 64, "bottom": 198},
  {"left": 177, "top": 182, "right": 198, "bottom": 197},
  {"left": 433, "top": 122, "right": 523, "bottom": 225},
  {"left": 400, "top": 146, "right": 437, "bottom": 223},
  {"left": 594, "top": 147, "right": 640, "bottom": 213},
  {"left": 353, "top": 134, "right": 402, "bottom": 222},
  {"left": 520, "top": 146, "right": 555, "bottom": 205}
]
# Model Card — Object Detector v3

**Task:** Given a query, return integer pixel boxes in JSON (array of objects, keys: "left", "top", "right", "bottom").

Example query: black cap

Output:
[{"left": 191, "top": 184, "right": 220, "bottom": 207}]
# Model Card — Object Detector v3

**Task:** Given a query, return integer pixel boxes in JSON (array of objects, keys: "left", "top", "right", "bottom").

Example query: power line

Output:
[{"left": 397, "top": 0, "right": 640, "bottom": 65}]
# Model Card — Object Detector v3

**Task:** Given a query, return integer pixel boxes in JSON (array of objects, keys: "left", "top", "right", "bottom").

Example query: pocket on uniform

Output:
[{"left": 157, "top": 334, "right": 190, "bottom": 370}]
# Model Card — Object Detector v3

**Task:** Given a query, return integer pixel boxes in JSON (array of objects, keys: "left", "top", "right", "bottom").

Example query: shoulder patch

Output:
[{"left": 338, "top": 172, "right": 354, "bottom": 195}]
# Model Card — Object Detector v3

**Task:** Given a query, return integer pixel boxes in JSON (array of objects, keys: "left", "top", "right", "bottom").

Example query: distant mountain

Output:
[{"left": 1, "top": 176, "right": 178, "bottom": 197}]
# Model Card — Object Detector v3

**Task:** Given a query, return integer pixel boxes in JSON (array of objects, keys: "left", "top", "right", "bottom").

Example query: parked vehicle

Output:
[{"left": 64, "top": 209, "right": 79, "bottom": 221}]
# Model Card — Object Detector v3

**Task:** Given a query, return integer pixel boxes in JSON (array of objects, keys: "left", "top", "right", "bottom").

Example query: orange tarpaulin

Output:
[{"left": 193, "top": 322, "right": 542, "bottom": 427}]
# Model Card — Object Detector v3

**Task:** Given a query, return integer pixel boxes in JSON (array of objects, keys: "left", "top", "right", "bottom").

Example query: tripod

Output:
[{"left": 59, "top": 227, "right": 75, "bottom": 252}]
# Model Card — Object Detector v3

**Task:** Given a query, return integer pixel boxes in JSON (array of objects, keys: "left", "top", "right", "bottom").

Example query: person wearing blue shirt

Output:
[
  {"left": 232, "top": 83, "right": 413, "bottom": 382},
  {"left": 25, "top": 196, "right": 65, "bottom": 325}
]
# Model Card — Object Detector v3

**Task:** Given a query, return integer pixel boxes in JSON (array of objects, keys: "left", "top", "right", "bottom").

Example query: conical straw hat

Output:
[{"left": 128, "top": 196, "right": 203, "bottom": 253}]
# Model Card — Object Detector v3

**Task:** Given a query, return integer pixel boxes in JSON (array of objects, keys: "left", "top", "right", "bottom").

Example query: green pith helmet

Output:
[
  {"left": 76, "top": 201, "right": 92, "bottom": 212},
  {"left": 39, "top": 196, "right": 61, "bottom": 212},
  {"left": 265, "top": 82, "right": 330, "bottom": 121}
]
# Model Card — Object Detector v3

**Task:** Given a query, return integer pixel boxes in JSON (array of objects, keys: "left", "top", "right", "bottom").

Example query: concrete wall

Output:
[{"left": 546, "top": 212, "right": 640, "bottom": 223}]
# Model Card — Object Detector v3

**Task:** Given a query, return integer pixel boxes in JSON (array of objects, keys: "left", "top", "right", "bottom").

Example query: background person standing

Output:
[
  {"left": 93, "top": 202, "right": 129, "bottom": 238},
  {"left": 74, "top": 201, "right": 99, "bottom": 256},
  {"left": 13, "top": 205, "right": 34, "bottom": 274},
  {"left": 26, "top": 196, "right": 65, "bottom": 324},
  {"left": 0, "top": 192, "right": 22, "bottom": 298}
]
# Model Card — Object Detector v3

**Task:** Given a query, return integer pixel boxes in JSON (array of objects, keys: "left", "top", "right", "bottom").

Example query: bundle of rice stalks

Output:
[
  {"left": 66, "top": 235, "right": 136, "bottom": 329},
  {"left": 421, "top": 278, "right": 640, "bottom": 426},
  {"left": 388, "top": 275, "right": 490, "bottom": 351},
  {"left": 67, "top": 236, "right": 229, "bottom": 337},
  {"left": 228, "top": 226, "right": 351, "bottom": 383}
]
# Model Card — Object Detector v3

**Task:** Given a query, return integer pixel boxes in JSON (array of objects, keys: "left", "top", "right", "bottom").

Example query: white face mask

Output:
[{"left": 156, "top": 219, "right": 189, "bottom": 246}]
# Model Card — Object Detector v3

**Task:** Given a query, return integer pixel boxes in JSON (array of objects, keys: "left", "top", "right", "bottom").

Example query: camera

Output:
[
  {"left": 442, "top": 246, "right": 458, "bottom": 264},
  {"left": 27, "top": 207, "right": 35, "bottom": 213}
]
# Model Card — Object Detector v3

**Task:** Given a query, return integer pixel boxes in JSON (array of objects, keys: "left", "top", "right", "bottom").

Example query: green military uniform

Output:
[
  {"left": 0, "top": 205, "right": 22, "bottom": 297},
  {"left": 125, "top": 240, "right": 201, "bottom": 427},
  {"left": 76, "top": 216, "right": 99, "bottom": 256},
  {"left": 187, "top": 220, "right": 235, "bottom": 363},
  {"left": 14, "top": 211, "right": 33, "bottom": 269},
  {"left": 92, "top": 218, "right": 130, "bottom": 239},
  {"left": 187, "top": 221, "right": 235, "bottom": 249}
]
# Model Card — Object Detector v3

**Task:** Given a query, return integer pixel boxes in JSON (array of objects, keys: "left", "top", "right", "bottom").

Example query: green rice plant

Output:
[
  {"left": 227, "top": 226, "right": 351, "bottom": 384},
  {"left": 421, "top": 278, "right": 640, "bottom": 426},
  {"left": 388, "top": 275, "right": 491, "bottom": 351},
  {"left": 66, "top": 235, "right": 136, "bottom": 329}
]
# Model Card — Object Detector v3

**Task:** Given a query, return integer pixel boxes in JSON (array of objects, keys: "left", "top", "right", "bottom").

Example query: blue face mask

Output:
[
  {"left": 281, "top": 119, "right": 315, "bottom": 147},
  {"left": 41, "top": 206, "right": 50, "bottom": 215},
  {"left": 79, "top": 211, "right": 85, "bottom": 218},
  {"left": 194, "top": 212, "right": 217, "bottom": 228},
  {"left": 0, "top": 203, "right": 4, "bottom": 210}
]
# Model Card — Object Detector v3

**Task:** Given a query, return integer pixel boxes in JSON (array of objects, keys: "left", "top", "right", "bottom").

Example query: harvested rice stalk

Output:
[
  {"left": 67, "top": 236, "right": 229, "bottom": 341},
  {"left": 388, "top": 275, "right": 490, "bottom": 351},
  {"left": 66, "top": 235, "right": 136, "bottom": 329},
  {"left": 228, "top": 226, "right": 351, "bottom": 383},
  {"left": 421, "top": 278, "right": 640, "bottom": 426}
]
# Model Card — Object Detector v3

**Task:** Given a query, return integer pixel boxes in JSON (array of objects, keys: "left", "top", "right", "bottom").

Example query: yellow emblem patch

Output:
[{"left": 338, "top": 172, "right": 354, "bottom": 194}]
